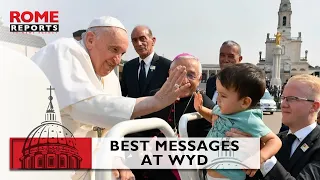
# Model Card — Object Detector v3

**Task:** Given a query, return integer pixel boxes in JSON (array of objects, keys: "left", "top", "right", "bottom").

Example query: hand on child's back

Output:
[
  {"left": 225, "top": 128, "right": 252, "bottom": 137},
  {"left": 243, "top": 169, "right": 258, "bottom": 178}
]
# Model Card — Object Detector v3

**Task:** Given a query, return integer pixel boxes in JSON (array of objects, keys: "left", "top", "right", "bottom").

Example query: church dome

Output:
[
  {"left": 22, "top": 121, "right": 78, "bottom": 155},
  {"left": 20, "top": 86, "right": 82, "bottom": 169}
]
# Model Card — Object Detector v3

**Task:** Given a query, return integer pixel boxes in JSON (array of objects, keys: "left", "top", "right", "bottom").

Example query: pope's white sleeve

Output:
[{"left": 69, "top": 94, "right": 136, "bottom": 129}]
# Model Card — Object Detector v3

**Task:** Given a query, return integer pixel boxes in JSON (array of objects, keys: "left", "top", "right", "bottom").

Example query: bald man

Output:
[
  {"left": 120, "top": 25, "right": 171, "bottom": 98},
  {"left": 206, "top": 40, "right": 242, "bottom": 102}
]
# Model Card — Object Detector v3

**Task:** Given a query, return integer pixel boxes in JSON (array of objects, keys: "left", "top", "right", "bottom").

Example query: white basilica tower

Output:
[{"left": 257, "top": 0, "right": 317, "bottom": 83}]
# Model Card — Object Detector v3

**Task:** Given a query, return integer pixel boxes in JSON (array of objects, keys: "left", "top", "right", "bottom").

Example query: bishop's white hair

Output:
[{"left": 170, "top": 55, "right": 202, "bottom": 78}]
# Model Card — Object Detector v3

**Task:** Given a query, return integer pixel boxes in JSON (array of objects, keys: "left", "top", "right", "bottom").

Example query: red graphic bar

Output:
[{"left": 10, "top": 138, "right": 92, "bottom": 170}]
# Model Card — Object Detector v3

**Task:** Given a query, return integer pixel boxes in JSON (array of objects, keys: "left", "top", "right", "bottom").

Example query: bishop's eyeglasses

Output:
[
  {"left": 186, "top": 72, "right": 199, "bottom": 80},
  {"left": 280, "top": 96, "right": 315, "bottom": 103}
]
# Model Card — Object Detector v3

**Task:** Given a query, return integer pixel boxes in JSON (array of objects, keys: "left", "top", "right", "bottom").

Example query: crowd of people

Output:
[
  {"left": 28, "top": 16, "right": 320, "bottom": 180},
  {"left": 266, "top": 83, "right": 282, "bottom": 100}
]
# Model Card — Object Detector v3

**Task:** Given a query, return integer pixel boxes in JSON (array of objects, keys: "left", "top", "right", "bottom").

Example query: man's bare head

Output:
[
  {"left": 281, "top": 74, "right": 320, "bottom": 132},
  {"left": 170, "top": 53, "right": 202, "bottom": 98},
  {"left": 131, "top": 25, "right": 156, "bottom": 59},
  {"left": 83, "top": 16, "right": 129, "bottom": 77},
  {"left": 219, "top": 40, "right": 242, "bottom": 69},
  {"left": 85, "top": 26, "right": 128, "bottom": 77}
]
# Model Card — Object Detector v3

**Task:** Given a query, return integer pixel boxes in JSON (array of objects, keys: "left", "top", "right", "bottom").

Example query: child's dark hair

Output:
[{"left": 217, "top": 63, "right": 266, "bottom": 107}]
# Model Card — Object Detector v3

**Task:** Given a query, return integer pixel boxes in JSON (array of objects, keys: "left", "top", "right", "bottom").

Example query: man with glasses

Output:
[
  {"left": 279, "top": 96, "right": 317, "bottom": 133},
  {"left": 31, "top": 16, "right": 191, "bottom": 180},
  {"left": 136, "top": 53, "right": 214, "bottom": 180},
  {"left": 146, "top": 53, "right": 214, "bottom": 138},
  {"left": 230, "top": 74, "right": 320, "bottom": 179}
]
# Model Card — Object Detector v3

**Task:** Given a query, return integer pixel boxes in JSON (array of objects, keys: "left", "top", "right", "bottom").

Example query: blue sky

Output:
[{"left": 1, "top": 0, "right": 319, "bottom": 66}]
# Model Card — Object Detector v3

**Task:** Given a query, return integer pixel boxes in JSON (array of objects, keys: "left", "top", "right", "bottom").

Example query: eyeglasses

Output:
[
  {"left": 280, "top": 96, "right": 315, "bottom": 103},
  {"left": 186, "top": 73, "right": 198, "bottom": 80}
]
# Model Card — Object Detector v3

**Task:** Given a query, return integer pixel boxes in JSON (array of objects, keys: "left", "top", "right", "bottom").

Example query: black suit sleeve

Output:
[
  {"left": 202, "top": 93, "right": 214, "bottom": 109},
  {"left": 120, "top": 64, "right": 128, "bottom": 97},
  {"left": 264, "top": 158, "right": 320, "bottom": 180},
  {"left": 206, "top": 76, "right": 216, "bottom": 99}
]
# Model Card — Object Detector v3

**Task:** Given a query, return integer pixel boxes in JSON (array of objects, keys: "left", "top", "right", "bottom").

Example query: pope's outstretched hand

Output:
[
  {"left": 131, "top": 65, "right": 190, "bottom": 119},
  {"left": 155, "top": 65, "right": 189, "bottom": 101}
]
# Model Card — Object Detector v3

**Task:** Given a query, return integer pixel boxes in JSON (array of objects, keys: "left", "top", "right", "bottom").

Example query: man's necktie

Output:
[
  {"left": 287, "top": 133, "right": 297, "bottom": 157},
  {"left": 139, "top": 60, "right": 146, "bottom": 93}
]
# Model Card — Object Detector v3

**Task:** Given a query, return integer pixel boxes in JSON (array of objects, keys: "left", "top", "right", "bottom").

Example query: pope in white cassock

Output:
[{"left": 31, "top": 16, "right": 190, "bottom": 180}]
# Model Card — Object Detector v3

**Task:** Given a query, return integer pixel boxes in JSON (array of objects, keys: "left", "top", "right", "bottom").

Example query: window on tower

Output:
[
  {"left": 283, "top": 16, "right": 287, "bottom": 26},
  {"left": 282, "top": 4, "right": 288, "bottom": 11}
]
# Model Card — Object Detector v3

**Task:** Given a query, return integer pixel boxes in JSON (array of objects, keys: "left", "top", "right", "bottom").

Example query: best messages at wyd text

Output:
[
  {"left": 9, "top": 11, "right": 59, "bottom": 33},
  {"left": 112, "top": 138, "right": 238, "bottom": 166},
  {"left": 97, "top": 137, "right": 261, "bottom": 170},
  {"left": 111, "top": 139, "right": 239, "bottom": 151}
]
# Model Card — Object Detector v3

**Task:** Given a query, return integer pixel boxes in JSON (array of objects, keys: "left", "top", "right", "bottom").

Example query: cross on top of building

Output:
[{"left": 46, "top": 86, "right": 55, "bottom": 114}]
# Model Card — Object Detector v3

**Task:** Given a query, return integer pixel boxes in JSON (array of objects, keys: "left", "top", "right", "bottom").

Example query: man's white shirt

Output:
[
  {"left": 212, "top": 90, "right": 218, "bottom": 104},
  {"left": 138, "top": 51, "right": 154, "bottom": 78}
]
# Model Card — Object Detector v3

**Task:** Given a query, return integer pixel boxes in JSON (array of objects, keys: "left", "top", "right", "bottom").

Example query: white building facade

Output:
[
  {"left": 201, "top": 64, "right": 221, "bottom": 83},
  {"left": 257, "top": 0, "right": 320, "bottom": 83},
  {"left": 0, "top": 16, "right": 46, "bottom": 59}
]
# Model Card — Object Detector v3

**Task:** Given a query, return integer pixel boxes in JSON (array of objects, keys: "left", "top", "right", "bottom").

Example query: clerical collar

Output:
[{"left": 139, "top": 51, "right": 154, "bottom": 66}]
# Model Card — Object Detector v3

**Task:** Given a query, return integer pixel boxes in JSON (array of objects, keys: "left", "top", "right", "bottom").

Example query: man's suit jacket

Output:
[
  {"left": 121, "top": 53, "right": 171, "bottom": 98},
  {"left": 205, "top": 75, "right": 217, "bottom": 99},
  {"left": 247, "top": 125, "right": 320, "bottom": 180}
]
